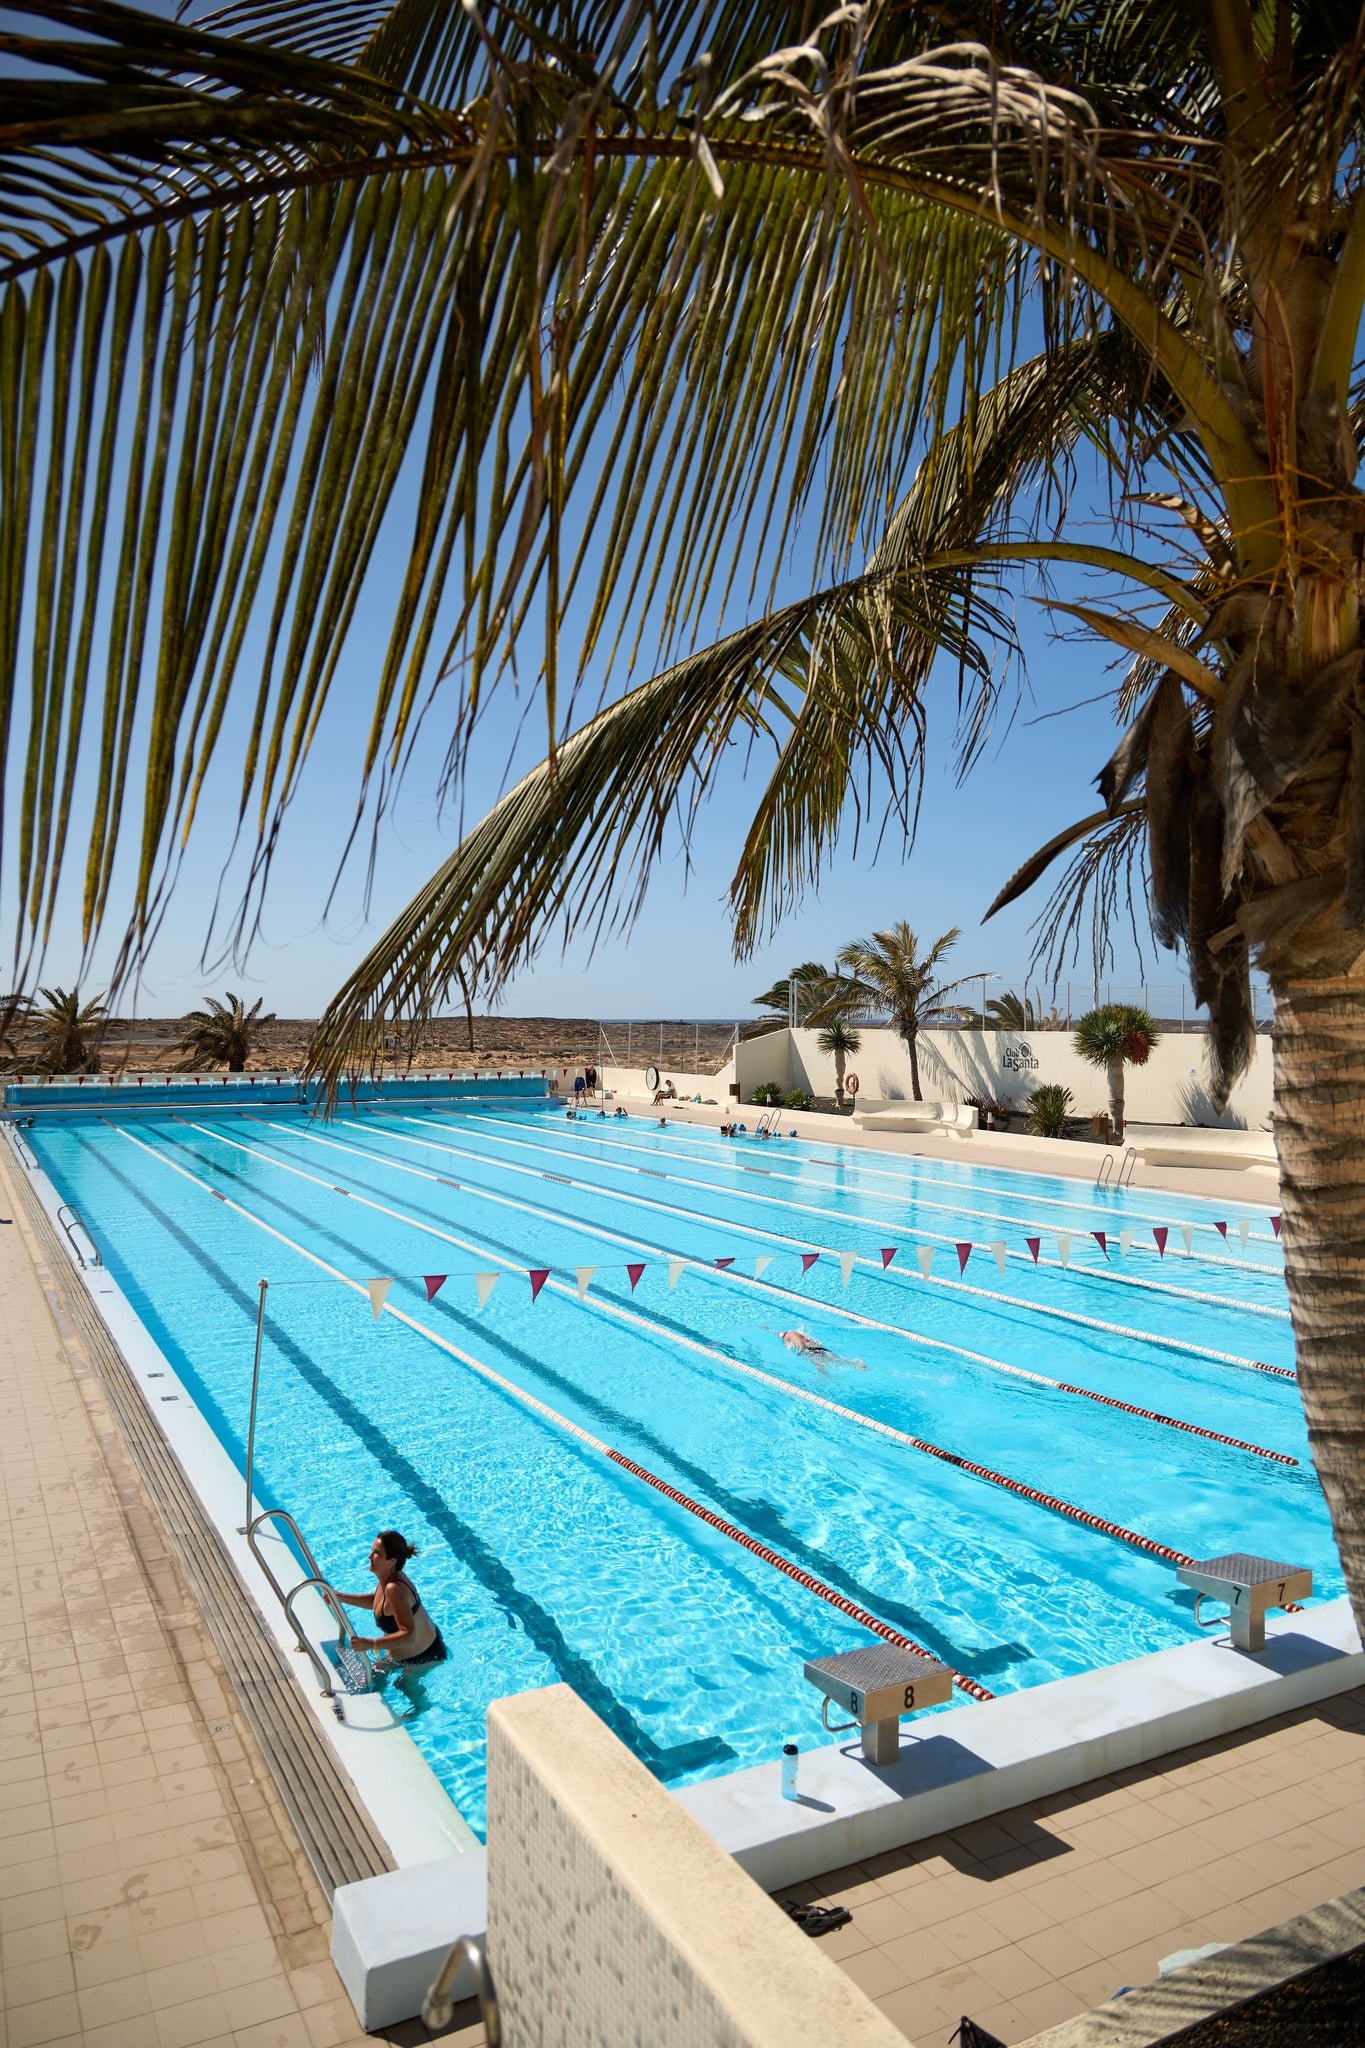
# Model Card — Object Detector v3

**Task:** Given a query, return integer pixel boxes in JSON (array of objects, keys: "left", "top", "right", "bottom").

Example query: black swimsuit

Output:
[{"left": 376, "top": 1574, "right": 447, "bottom": 1666}]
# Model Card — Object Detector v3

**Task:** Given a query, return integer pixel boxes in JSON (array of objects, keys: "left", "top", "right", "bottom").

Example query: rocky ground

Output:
[{"left": 77, "top": 1015, "right": 754, "bottom": 1077}]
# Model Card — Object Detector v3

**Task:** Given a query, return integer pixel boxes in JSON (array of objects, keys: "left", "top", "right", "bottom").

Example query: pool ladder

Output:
[
  {"left": 1095, "top": 1146, "right": 1137, "bottom": 1189},
  {"left": 245, "top": 1508, "right": 373, "bottom": 1719}
]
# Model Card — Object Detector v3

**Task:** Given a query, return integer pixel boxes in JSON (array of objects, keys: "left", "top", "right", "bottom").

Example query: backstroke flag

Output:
[
  {"left": 1056, "top": 1233, "right": 1072, "bottom": 1267},
  {"left": 366, "top": 1278, "right": 393, "bottom": 1321},
  {"left": 956, "top": 1242, "right": 972, "bottom": 1274},
  {"left": 917, "top": 1246, "right": 934, "bottom": 1279},
  {"left": 668, "top": 1259, "right": 686, "bottom": 1290},
  {"left": 989, "top": 1241, "right": 1007, "bottom": 1276},
  {"left": 1153, "top": 1226, "right": 1168, "bottom": 1256},
  {"left": 423, "top": 1275, "right": 447, "bottom": 1302},
  {"left": 1025, "top": 1237, "right": 1041, "bottom": 1262},
  {"left": 839, "top": 1251, "right": 857, "bottom": 1288},
  {"left": 1118, "top": 1230, "right": 1133, "bottom": 1257},
  {"left": 880, "top": 1247, "right": 898, "bottom": 1268},
  {"left": 754, "top": 1255, "right": 773, "bottom": 1280},
  {"left": 1238, "top": 1220, "right": 1252, "bottom": 1253},
  {"left": 1180, "top": 1225, "right": 1195, "bottom": 1256},
  {"left": 475, "top": 1272, "right": 499, "bottom": 1308},
  {"left": 575, "top": 1266, "right": 595, "bottom": 1299}
]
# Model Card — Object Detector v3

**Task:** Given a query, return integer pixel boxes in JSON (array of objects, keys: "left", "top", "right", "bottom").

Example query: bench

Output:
[
  {"left": 1125, "top": 1126, "right": 1277, "bottom": 1171},
  {"left": 854, "top": 1102, "right": 978, "bottom": 1137},
  {"left": 804, "top": 1645, "right": 953, "bottom": 1763},
  {"left": 1177, "top": 1553, "right": 1312, "bottom": 1652}
]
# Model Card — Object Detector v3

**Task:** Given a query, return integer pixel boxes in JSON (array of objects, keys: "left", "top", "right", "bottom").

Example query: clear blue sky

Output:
[{"left": 0, "top": 4, "right": 1205, "bottom": 1025}]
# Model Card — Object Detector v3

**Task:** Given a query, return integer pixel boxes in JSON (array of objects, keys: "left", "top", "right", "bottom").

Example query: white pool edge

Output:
[{"left": 18, "top": 1142, "right": 478, "bottom": 1872}]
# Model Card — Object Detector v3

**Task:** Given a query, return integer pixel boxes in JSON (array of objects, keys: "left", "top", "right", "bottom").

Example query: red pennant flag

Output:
[
  {"left": 714, "top": 1256, "right": 735, "bottom": 1270},
  {"left": 880, "top": 1247, "right": 897, "bottom": 1268},
  {"left": 1214, "top": 1220, "right": 1228, "bottom": 1241},
  {"left": 1153, "top": 1227, "right": 1168, "bottom": 1256},
  {"left": 1271, "top": 1214, "right": 1282, "bottom": 1238},
  {"left": 1092, "top": 1231, "right": 1109, "bottom": 1258},
  {"left": 1025, "top": 1237, "right": 1041, "bottom": 1263},
  {"left": 956, "top": 1242, "right": 972, "bottom": 1274},
  {"left": 626, "top": 1263, "right": 646, "bottom": 1291},
  {"left": 800, "top": 1252, "right": 820, "bottom": 1273},
  {"left": 528, "top": 1268, "right": 550, "bottom": 1301},
  {"left": 424, "top": 1275, "right": 447, "bottom": 1302}
]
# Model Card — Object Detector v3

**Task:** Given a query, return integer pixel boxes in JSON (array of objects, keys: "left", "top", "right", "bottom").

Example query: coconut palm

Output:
[
  {"left": 11, "top": 5, "right": 1365, "bottom": 1620},
  {"left": 1073, "top": 1005, "right": 1161, "bottom": 1141},
  {"left": 835, "top": 926, "right": 971, "bottom": 1103},
  {"left": 816, "top": 1017, "right": 862, "bottom": 1110},
  {"left": 751, "top": 963, "right": 840, "bottom": 1032},
  {"left": 986, "top": 991, "right": 1039, "bottom": 1031},
  {"left": 175, "top": 993, "right": 274, "bottom": 1073},
  {"left": 22, "top": 989, "right": 108, "bottom": 1075}
]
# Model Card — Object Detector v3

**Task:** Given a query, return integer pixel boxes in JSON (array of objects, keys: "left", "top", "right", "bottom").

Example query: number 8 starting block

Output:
[{"left": 804, "top": 1645, "right": 953, "bottom": 1763}]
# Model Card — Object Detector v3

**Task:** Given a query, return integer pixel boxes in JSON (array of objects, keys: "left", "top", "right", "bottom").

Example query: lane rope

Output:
[
  {"left": 187, "top": 1120, "right": 1298, "bottom": 1546},
  {"left": 107, "top": 1120, "right": 992, "bottom": 1699},
  {"left": 461, "top": 1111, "right": 1291, "bottom": 1313},
  {"left": 380, "top": 1115, "right": 1295, "bottom": 1384}
]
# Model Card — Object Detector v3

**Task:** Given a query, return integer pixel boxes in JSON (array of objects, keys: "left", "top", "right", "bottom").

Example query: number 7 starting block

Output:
[
  {"left": 1177, "top": 1553, "right": 1312, "bottom": 1653},
  {"left": 804, "top": 1646, "right": 953, "bottom": 1763}
]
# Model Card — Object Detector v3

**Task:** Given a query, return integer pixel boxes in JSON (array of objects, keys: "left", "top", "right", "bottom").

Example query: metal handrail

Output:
[
  {"left": 1116, "top": 1147, "right": 1138, "bottom": 1187},
  {"left": 246, "top": 1510, "right": 371, "bottom": 1713},
  {"left": 1094, "top": 1150, "right": 1114, "bottom": 1187},
  {"left": 283, "top": 1576, "right": 372, "bottom": 1702},
  {"left": 423, "top": 1934, "right": 502, "bottom": 2041},
  {"left": 4, "top": 1119, "right": 38, "bottom": 1171},
  {"left": 55, "top": 1202, "right": 101, "bottom": 1268}
]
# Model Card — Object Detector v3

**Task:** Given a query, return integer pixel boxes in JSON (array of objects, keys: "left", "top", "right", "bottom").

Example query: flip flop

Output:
[{"left": 780, "top": 1900, "right": 852, "bottom": 1937}]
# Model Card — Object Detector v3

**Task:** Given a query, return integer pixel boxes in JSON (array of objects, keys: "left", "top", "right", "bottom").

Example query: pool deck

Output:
[
  {"left": 6, "top": 1102, "right": 1347, "bottom": 2048},
  {"left": 0, "top": 1147, "right": 481, "bottom": 2048}
]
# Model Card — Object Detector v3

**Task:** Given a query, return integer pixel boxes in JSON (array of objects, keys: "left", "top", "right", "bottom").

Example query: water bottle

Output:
[{"left": 781, "top": 1740, "right": 799, "bottom": 1801}]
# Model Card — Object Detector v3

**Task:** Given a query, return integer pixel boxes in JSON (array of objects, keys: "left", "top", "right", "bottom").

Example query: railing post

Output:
[{"left": 242, "top": 1279, "right": 269, "bottom": 1535}]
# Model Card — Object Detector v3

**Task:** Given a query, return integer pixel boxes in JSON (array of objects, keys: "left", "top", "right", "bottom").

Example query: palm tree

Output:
[
  {"left": 1073, "top": 1005, "right": 1161, "bottom": 1142},
  {"left": 751, "top": 963, "right": 841, "bottom": 1031},
  {"left": 175, "top": 994, "right": 274, "bottom": 1073},
  {"left": 835, "top": 926, "right": 971, "bottom": 1103},
  {"left": 22, "top": 989, "right": 108, "bottom": 1075},
  {"left": 816, "top": 1017, "right": 862, "bottom": 1110},
  {"left": 986, "top": 991, "right": 1039, "bottom": 1031},
  {"left": 11, "top": 5, "right": 1365, "bottom": 1621}
]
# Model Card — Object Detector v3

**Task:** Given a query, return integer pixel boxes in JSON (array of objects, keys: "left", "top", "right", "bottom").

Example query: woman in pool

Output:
[{"left": 340, "top": 1530, "right": 447, "bottom": 1668}]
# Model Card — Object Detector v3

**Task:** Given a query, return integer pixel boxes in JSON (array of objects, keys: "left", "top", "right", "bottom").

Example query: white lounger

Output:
[
  {"left": 1124, "top": 1125, "right": 1277, "bottom": 1170},
  {"left": 854, "top": 1102, "right": 978, "bottom": 1137}
]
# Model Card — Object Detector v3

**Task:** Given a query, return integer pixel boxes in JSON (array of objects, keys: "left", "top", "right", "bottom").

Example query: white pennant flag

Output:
[
  {"left": 1118, "top": 1228, "right": 1134, "bottom": 1257},
  {"left": 1056, "top": 1233, "right": 1072, "bottom": 1267},
  {"left": 839, "top": 1250, "right": 857, "bottom": 1289},
  {"left": 989, "top": 1240, "right": 1007, "bottom": 1277},
  {"left": 754, "top": 1255, "right": 773, "bottom": 1280},
  {"left": 917, "top": 1245, "right": 934, "bottom": 1280},
  {"left": 575, "top": 1266, "right": 596, "bottom": 1300},
  {"left": 668, "top": 1259, "right": 686, "bottom": 1291},
  {"left": 475, "top": 1272, "right": 499, "bottom": 1309},
  {"left": 366, "top": 1278, "right": 394, "bottom": 1322},
  {"left": 1179, "top": 1224, "right": 1195, "bottom": 1256},
  {"left": 1238, "top": 1219, "right": 1252, "bottom": 1254}
]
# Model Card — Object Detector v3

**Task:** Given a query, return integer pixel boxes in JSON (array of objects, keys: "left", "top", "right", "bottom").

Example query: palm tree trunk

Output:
[
  {"left": 834, "top": 1049, "right": 845, "bottom": 1107},
  {"left": 1107, "top": 1058, "right": 1124, "bottom": 1138},
  {"left": 1272, "top": 976, "right": 1365, "bottom": 1638},
  {"left": 907, "top": 1031, "right": 922, "bottom": 1101}
]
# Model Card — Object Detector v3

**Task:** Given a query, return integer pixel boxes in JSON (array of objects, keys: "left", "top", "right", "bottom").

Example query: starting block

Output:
[
  {"left": 1177, "top": 1553, "right": 1312, "bottom": 1653},
  {"left": 804, "top": 1645, "right": 952, "bottom": 1764}
]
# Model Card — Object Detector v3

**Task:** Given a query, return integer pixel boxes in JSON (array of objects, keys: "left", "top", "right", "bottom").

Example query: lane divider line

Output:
[
  {"left": 197, "top": 1120, "right": 1299, "bottom": 1550},
  {"left": 107, "top": 1119, "right": 992, "bottom": 1700},
  {"left": 378, "top": 1116, "right": 1295, "bottom": 1384},
  {"left": 457, "top": 1112, "right": 1290, "bottom": 1312}
]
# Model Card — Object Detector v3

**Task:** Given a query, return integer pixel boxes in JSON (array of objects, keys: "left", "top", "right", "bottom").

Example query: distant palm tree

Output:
[
  {"left": 23, "top": 988, "right": 108, "bottom": 1075},
  {"left": 751, "top": 962, "right": 840, "bottom": 1031},
  {"left": 1073, "top": 1004, "right": 1160, "bottom": 1140},
  {"left": 986, "top": 991, "right": 1039, "bottom": 1030},
  {"left": 175, "top": 994, "right": 275, "bottom": 1074},
  {"left": 836, "top": 926, "right": 972, "bottom": 1103},
  {"left": 816, "top": 1017, "right": 862, "bottom": 1111}
]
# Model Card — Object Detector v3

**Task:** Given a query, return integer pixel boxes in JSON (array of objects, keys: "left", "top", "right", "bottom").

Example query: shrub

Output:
[
  {"left": 1026, "top": 1082, "right": 1074, "bottom": 1138},
  {"left": 751, "top": 1080, "right": 785, "bottom": 1105},
  {"left": 785, "top": 1089, "right": 812, "bottom": 1110}
]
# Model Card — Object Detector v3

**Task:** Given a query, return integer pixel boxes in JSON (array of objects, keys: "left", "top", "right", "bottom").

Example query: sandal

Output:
[{"left": 780, "top": 1900, "right": 853, "bottom": 1937}]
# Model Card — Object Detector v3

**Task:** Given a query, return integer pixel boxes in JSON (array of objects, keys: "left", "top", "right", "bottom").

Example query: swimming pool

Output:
[{"left": 25, "top": 1101, "right": 1326, "bottom": 1838}]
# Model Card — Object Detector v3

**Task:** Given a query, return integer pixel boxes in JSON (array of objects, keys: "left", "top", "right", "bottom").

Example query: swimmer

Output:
[
  {"left": 780, "top": 1330, "right": 866, "bottom": 1375},
  {"left": 338, "top": 1530, "right": 447, "bottom": 1669},
  {"left": 614, "top": 1106, "right": 627, "bottom": 1118},
  {"left": 597, "top": 1108, "right": 607, "bottom": 1119}
]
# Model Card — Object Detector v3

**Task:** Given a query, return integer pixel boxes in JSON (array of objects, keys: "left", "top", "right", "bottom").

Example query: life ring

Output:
[
  {"left": 844, "top": 1073, "right": 860, "bottom": 1095},
  {"left": 645, "top": 1064, "right": 660, "bottom": 1091}
]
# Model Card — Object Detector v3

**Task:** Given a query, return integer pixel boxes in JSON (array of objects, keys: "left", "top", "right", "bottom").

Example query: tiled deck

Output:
[
  {"left": 808, "top": 1687, "right": 1365, "bottom": 2045},
  {"left": 0, "top": 1151, "right": 483, "bottom": 2048}
]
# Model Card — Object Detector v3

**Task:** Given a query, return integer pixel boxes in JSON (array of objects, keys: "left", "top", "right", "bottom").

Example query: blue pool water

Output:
[{"left": 29, "top": 1104, "right": 1330, "bottom": 1836}]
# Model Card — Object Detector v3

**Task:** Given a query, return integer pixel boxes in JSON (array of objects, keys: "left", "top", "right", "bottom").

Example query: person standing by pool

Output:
[{"left": 340, "top": 1530, "right": 447, "bottom": 1667}]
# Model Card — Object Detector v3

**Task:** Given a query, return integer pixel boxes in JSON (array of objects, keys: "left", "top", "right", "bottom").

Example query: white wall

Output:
[{"left": 736, "top": 1026, "right": 1274, "bottom": 1129}]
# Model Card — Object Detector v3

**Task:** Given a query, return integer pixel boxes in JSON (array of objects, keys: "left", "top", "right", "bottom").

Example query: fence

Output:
[{"left": 596, "top": 1021, "right": 741, "bottom": 1079}]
